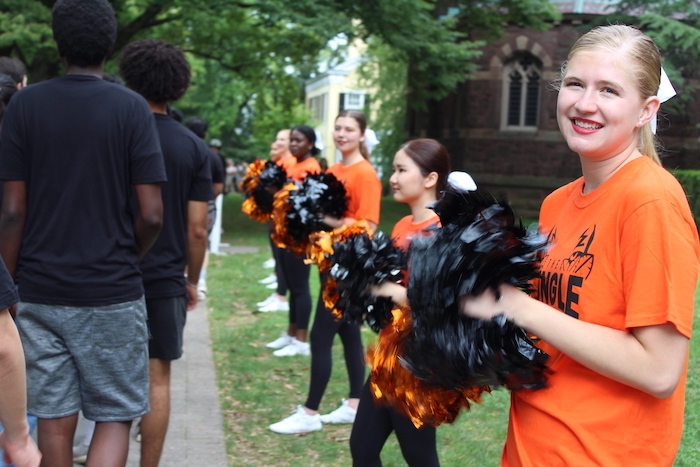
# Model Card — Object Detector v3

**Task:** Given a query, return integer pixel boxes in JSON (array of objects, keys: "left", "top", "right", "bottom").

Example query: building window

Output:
[
  {"left": 339, "top": 91, "right": 366, "bottom": 111},
  {"left": 309, "top": 93, "right": 327, "bottom": 122},
  {"left": 502, "top": 53, "right": 541, "bottom": 130}
]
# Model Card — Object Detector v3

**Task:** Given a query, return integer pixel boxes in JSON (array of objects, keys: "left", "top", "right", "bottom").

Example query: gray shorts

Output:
[{"left": 16, "top": 298, "right": 150, "bottom": 422}]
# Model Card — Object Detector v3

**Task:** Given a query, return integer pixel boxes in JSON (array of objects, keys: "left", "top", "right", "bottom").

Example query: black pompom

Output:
[
  {"left": 327, "top": 231, "right": 407, "bottom": 332},
  {"left": 284, "top": 173, "right": 348, "bottom": 242},
  {"left": 403, "top": 187, "right": 550, "bottom": 391}
]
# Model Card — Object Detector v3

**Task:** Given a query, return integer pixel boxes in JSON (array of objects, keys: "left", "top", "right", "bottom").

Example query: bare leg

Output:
[
  {"left": 85, "top": 421, "right": 132, "bottom": 467},
  {"left": 140, "top": 359, "right": 171, "bottom": 467},
  {"left": 296, "top": 328, "right": 307, "bottom": 343},
  {"left": 37, "top": 414, "right": 78, "bottom": 467}
]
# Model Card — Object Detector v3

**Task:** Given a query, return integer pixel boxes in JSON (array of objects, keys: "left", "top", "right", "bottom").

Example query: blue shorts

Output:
[{"left": 16, "top": 298, "right": 150, "bottom": 422}]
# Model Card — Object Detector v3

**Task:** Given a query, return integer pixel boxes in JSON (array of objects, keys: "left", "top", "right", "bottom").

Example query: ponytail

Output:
[{"left": 639, "top": 125, "right": 661, "bottom": 166}]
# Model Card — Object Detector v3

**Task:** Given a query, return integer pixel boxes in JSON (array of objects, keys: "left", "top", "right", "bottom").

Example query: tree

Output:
[{"left": 0, "top": 0, "right": 561, "bottom": 163}]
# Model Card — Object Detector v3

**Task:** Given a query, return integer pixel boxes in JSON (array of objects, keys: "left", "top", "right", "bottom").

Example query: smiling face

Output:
[
  {"left": 289, "top": 129, "right": 312, "bottom": 159},
  {"left": 556, "top": 51, "right": 658, "bottom": 163},
  {"left": 270, "top": 129, "right": 290, "bottom": 161},
  {"left": 333, "top": 116, "right": 364, "bottom": 156},
  {"left": 389, "top": 149, "right": 432, "bottom": 205}
]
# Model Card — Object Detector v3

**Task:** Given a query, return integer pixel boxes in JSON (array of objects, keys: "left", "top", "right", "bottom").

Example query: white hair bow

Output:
[
  {"left": 448, "top": 171, "right": 477, "bottom": 192},
  {"left": 652, "top": 68, "right": 676, "bottom": 134}
]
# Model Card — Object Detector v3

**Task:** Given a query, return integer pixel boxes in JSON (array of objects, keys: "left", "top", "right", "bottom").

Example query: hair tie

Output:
[
  {"left": 652, "top": 67, "right": 676, "bottom": 134},
  {"left": 447, "top": 171, "right": 477, "bottom": 192}
]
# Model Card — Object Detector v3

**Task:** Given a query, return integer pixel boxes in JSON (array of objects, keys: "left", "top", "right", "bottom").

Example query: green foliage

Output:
[
  {"left": 674, "top": 170, "right": 700, "bottom": 224},
  {"left": 610, "top": 2, "right": 700, "bottom": 120},
  {"left": 0, "top": 0, "right": 55, "bottom": 76},
  {"left": 1, "top": 0, "right": 562, "bottom": 166}
]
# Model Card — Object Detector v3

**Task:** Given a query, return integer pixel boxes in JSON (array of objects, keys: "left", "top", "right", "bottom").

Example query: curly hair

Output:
[
  {"left": 52, "top": 0, "right": 117, "bottom": 67},
  {"left": 118, "top": 39, "right": 191, "bottom": 103}
]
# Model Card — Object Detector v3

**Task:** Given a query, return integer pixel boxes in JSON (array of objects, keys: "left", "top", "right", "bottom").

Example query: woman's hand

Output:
[
  {"left": 460, "top": 284, "right": 531, "bottom": 325},
  {"left": 322, "top": 215, "right": 345, "bottom": 229},
  {"left": 369, "top": 282, "right": 408, "bottom": 307}
]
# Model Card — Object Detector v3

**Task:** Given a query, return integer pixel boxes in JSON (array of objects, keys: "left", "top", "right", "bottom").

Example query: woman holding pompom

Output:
[
  {"left": 270, "top": 110, "right": 382, "bottom": 434},
  {"left": 462, "top": 25, "right": 699, "bottom": 466},
  {"left": 349, "top": 138, "right": 450, "bottom": 466},
  {"left": 266, "top": 125, "right": 321, "bottom": 357}
]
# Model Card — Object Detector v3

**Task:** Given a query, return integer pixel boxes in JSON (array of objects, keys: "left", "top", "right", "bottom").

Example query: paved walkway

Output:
[{"left": 124, "top": 299, "right": 228, "bottom": 467}]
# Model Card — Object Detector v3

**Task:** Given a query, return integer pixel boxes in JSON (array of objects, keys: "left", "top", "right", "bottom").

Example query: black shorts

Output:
[{"left": 146, "top": 296, "right": 187, "bottom": 361}]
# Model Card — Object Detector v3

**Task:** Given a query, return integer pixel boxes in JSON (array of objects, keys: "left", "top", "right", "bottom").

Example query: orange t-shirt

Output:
[
  {"left": 276, "top": 155, "right": 296, "bottom": 174},
  {"left": 504, "top": 156, "right": 700, "bottom": 467},
  {"left": 390, "top": 215, "right": 439, "bottom": 251},
  {"left": 286, "top": 156, "right": 321, "bottom": 182},
  {"left": 326, "top": 159, "right": 382, "bottom": 225}
]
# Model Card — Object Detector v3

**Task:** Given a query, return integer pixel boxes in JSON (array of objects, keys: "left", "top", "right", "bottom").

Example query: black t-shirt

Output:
[
  {"left": 208, "top": 148, "right": 225, "bottom": 191},
  {"left": 0, "top": 75, "right": 166, "bottom": 306},
  {"left": 0, "top": 256, "right": 18, "bottom": 311},
  {"left": 140, "top": 115, "right": 213, "bottom": 299}
]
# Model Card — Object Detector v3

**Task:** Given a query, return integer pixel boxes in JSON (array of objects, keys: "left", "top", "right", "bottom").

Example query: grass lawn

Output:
[{"left": 207, "top": 193, "right": 700, "bottom": 466}]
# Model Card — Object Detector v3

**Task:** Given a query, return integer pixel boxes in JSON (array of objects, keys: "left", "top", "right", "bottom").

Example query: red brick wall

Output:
[{"left": 406, "top": 21, "right": 700, "bottom": 216}]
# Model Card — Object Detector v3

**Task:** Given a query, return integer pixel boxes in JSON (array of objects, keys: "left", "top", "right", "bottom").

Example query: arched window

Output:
[{"left": 502, "top": 53, "right": 542, "bottom": 130}]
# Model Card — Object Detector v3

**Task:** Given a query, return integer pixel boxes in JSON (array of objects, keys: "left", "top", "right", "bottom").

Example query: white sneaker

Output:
[
  {"left": 319, "top": 399, "right": 357, "bottom": 424},
  {"left": 265, "top": 282, "right": 278, "bottom": 290},
  {"left": 263, "top": 258, "right": 276, "bottom": 269},
  {"left": 273, "top": 339, "right": 310, "bottom": 357},
  {"left": 269, "top": 406, "right": 322, "bottom": 434},
  {"left": 258, "top": 274, "right": 277, "bottom": 285},
  {"left": 258, "top": 299, "right": 289, "bottom": 313},
  {"left": 256, "top": 294, "right": 278, "bottom": 307},
  {"left": 266, "top": 333, "right": 293, "bottom": 349}
]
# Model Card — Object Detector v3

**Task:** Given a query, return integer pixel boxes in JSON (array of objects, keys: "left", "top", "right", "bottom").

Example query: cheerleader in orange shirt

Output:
[
  {"left": 270, "top": 110, "right": 382, "bottom": 434},
  {"left": 267, "top": 125, "right": 322, "bottom": 357},
  {"left": 349, "top": 138, "right": 450, "bottom": 466}
]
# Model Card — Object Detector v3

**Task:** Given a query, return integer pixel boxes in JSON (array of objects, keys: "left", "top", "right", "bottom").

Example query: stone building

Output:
[{"left": 406, "top": 0, "right": 700, "bottom": 218}]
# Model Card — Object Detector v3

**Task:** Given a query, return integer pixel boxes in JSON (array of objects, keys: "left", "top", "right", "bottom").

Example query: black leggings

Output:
[
  {"left": 268, "top": 224, "right": 287, "bottom": 295},
  {"left": 278, "top": 248, "right": 312, "bottom": 330},
  {"left": 305, "top": 278, "right": 365, "bottom": 411},
  {"left": 350, "top": 379, "right": 439, "bottom": 467}
]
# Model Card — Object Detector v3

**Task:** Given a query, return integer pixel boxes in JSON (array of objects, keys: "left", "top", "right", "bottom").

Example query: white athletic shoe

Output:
[
  {"left": 319, "top": 399, "right": 357, "bottom": 424},
  {"left": 265, "top": 282, "right": 278, "bottom": 290},
  {"left": 258, "top": 299, "right": 289, "bottom": 313},
  {"left": 263, "top": 258, "right": 276, "bottom": 269},
  {"left": 256, "top": 294, "right": 278, "bottom": 308},
  {"left": 273, "top": 339, "right": 310, "bottom": 357},
  {"left": 258, "top": 274, "right": 277, "bottom": 284},
  {"left": 266, "top": 333, "right": 294, "bottom": 349},
  {"left": 269, "top": 406, "right": 322, "bottom": 434}
]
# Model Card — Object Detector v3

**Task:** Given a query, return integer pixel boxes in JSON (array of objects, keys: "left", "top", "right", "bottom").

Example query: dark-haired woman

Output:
[
  {"left": 350, "top": 138, "right": 449, "bottom": 466},
  {"left": 270, "top": 111, "right": 382, "bottom": 434},
  {"left": 268, "top": 126, "right": 321, "bottom": 357}
]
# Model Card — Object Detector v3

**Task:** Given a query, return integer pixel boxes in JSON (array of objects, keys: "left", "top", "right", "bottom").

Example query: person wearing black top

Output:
[
  {"left": 0, "top": 1, "right": 165, "bottom": 465},
  {"left": 119, "top": 38, "right": 212, "bottom": 467},
  {"left": 184, "top": 116, "right": 225, "bottom": 298}
]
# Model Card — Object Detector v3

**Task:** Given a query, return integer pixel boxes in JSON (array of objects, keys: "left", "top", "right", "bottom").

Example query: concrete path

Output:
[{"left": 124, "top": 299, "right": 228, "bottom": 467}]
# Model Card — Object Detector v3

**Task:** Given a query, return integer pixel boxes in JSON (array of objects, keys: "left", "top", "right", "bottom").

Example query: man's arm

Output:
[
  {"left": 134, "top": 183, "right": 163, "bottom": 260},
  {"left": 213, "top": 183, "right": 224, "bottom": 198},
  {"left": 0, "top": 181, "right": 27, "bottom": 278},
  {"left": 184, "top": 200, "right": 209, "bottom": 310},
  {"left": 0, "top": 308, "right": 41, "bottom": 466}
]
